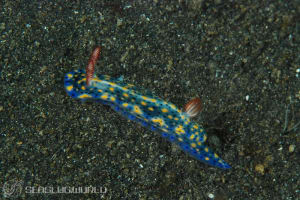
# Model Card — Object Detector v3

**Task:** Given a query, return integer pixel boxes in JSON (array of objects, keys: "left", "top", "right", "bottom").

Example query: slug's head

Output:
[{"left": 64, "top": 69, "right": 91, "bottom": 99}]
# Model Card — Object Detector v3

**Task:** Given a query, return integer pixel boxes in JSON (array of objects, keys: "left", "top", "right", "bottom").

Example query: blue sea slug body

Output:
[{"left": 64, "top": 47, "right": 231, "bottom": 169}]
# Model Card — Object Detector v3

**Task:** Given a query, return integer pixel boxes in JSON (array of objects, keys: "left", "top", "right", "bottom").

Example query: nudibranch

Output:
[{"left": 64, "top": 47, "right": 231, "bottom": 169}]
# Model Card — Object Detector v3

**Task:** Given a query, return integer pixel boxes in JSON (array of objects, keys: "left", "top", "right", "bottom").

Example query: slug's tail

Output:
[{"left": 178, "top": 140, "right": 231, "bottom": 169}]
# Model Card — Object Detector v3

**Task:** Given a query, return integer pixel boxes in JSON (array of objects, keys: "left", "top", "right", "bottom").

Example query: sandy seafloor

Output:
[{"left": 1, "top": 0, "right": 299, "bottom": 199}]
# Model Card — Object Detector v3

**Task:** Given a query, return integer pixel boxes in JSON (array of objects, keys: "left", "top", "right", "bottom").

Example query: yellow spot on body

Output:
[
  {"left": 78, "top": 78, "right": 86, "bottom": 84},
  {"left": 203, "top": 135, "right": 207, "bottom": 142},
  {"left": 205, "top": 157, "right": 210, "bottom": 161},
  {"left": 120, "top": 87, "right": 128, "bottom": 91},
  {"left": 181, "top": 115, "right": 185, "bottom": 120},
  {"left": 134, "top": 105, "right": 142, "bottom": 114},
  {"left": 141, "top": 101, "right": 147, "bottom": 106},
  {"left": 170, "top": 104, "right": 176, "bottom": 109},
  {"left": 175, "top": 125, "right": 185, "bottom": 135},
  {"left": 204, "top": 147, "right": 209, "bottom": 152},
  {"left": 162, "top": 128, "right": 168, "bottom": 132},
  {"left": 197, "top": 141, "right": 202, "bottom": 146},
  {"left": 200, "top": 128, "right": 204, "bottom": 133},
  {"left": 101, "top": 93, "right": 109, "bottom": 100},
  {"left": 92, "top": 76, "right": 100, "bottom": 80},
  {"left": 189, "top": 134, "right": 195, "bottom": 140},
  {"left": 143, "top": 118, "right": 148, "bottom": 122},
  {"left": 195, "top": 132, "right": 199, "bottom": 135},
  {"left": 78, "top": 94, "right": 92, "bottom": 99},
  {"left": 110, "top": 97, "right": 116, "bottom": 101},
  {"left": 168, "top": 115, "right": 173, "bottom": 119},
  {"left": 109, "top": 82, "right": 116, "bottom": 86},
  {"left": 152, "top": 118, "right": 164, "bottom": 127},
  {"left": 66, "top": 85, "right": 73, "bottom": 91},
  {"left": 161, "top": 108, "right": 168, "bottom": 113},
  {"left": 214, "top": 153, "right": 219, "bottom": 158},
  {"left": 98, "top": 89, "right": 103, "bottom": 92},
  {"left": 141, "top": 96, "right": 149, "bottom": 100},
  {"left": 178, "top": 138, "right": 183, "bottom": 142},
  {"left": 148, "top": 107, "right": 154, "bottom": 111},
  {"left": 191, "top": 143, "right": 196, "bottom": 148},
  {"left": 109, "top": 87, "right": 114, "bottom": 92},
  {"left": 123, "top": 93, "right": 129, "bottom": 97},
  {"left": 150, "top": 98, "right": 157, "bottom": 102},
  {"left": 81, "top": 86, "right": 86, "bottom": 90},
  {"left": 174, "top": 117, "right": 179, "bottom": 121},
  {"left": 67, "top": 73, "right": 73, "bottom": 78},
  {"left": 122, "top": 103, "right": 129, "bottom": 107}
]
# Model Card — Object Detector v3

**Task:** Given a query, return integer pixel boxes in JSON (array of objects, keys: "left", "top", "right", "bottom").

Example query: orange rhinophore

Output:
[
  {"left": 86, "top": 46, "right": 101, "bottom": 86},
  {"left": 184, "top": 97, "right": 203, "bottom": 118}
]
